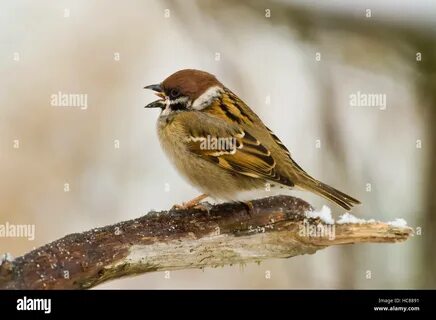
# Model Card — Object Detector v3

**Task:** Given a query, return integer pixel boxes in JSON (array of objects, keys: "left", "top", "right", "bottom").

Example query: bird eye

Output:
[{"left": 170, "top": 88, "right": 180, "bottom": 99}]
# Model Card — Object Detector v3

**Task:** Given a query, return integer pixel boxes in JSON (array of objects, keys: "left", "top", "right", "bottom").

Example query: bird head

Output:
[{"left": 144, "top": 69, "right": 224, "bottom": 113}]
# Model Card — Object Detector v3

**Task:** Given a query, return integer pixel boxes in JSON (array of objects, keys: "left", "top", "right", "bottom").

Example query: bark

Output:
[{"left": 0, "top": 196, "right": 412, "bottom": 289}]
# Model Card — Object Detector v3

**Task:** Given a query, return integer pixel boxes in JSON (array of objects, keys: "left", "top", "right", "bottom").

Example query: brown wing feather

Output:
[
  {"left": 183, "top": 111, "right": 294, "bottom": 186},
  {"left": 217, "top": 90, "right": 310, "bottom": 179}
]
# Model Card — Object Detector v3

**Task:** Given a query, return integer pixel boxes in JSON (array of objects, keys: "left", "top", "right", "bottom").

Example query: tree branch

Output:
[{"left": 0, "top": 196, "right": 412, "bottom": 289}]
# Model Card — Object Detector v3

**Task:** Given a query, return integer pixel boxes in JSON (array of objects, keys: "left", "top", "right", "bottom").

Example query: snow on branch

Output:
[{"left": 0, "top": 195, "right": 412, "bottom": 289}]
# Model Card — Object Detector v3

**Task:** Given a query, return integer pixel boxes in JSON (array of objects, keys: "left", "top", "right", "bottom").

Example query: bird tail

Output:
[{"left": 298, "top": 178, "right": 361, "bottom": 211}]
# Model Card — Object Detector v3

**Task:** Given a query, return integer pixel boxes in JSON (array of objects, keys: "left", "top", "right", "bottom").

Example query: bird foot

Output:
[
  {"left": 242, "top": 201, "right": 255, "bottom": 216},
  {"left": 172, "top": 194, "right": 209, "bottom": 211}
]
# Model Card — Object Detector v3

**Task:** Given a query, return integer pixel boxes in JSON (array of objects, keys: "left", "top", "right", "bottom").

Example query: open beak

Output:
[{"left": 144, "top": 83, "right": 166, "bottom": 108}]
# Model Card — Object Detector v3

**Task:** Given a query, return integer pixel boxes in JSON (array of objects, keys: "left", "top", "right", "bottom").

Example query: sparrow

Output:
[{"left": 144, "top": 69, "right": 360, "bottom": 210}]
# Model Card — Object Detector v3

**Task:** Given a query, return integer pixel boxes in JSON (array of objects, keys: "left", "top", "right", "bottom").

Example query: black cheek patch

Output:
[{"left": 170, "top": 103, "right": 187, "bottom": 111}]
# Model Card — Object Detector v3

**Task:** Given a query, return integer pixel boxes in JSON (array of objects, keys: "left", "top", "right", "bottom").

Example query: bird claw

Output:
[
  {"left": 171, "top": 203, "right": 188, "bottom": 211},
  {"left": 171, "top": 194, "right": 209, "bottom": 211},
  {"left": 243, "top": 201, "right": 255, "bottom": 216},
  {"left": 193, "top": 202, "right": 212, "bottom": 213},
  {"left": 171, "top": 202, "right": 211, "bottom": 213}
]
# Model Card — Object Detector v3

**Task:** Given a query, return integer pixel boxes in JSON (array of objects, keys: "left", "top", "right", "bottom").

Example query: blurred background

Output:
[{"left": 0, "top": 0, "right": 435, "bottom": 289}]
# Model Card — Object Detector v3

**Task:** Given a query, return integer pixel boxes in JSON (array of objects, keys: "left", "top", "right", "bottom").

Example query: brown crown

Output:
[{"left": 162, "top": 69, "right": 223, "bottom": 100}]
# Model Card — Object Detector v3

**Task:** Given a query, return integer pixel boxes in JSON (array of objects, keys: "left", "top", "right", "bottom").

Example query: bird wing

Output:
[{"left": 178, "top": 111, "right": 295, "bottom": 186}]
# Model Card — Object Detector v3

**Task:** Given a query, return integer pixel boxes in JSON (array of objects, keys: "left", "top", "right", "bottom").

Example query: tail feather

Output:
[{"left": 299, "top": 180, "right": 361, "bottom": 211}]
